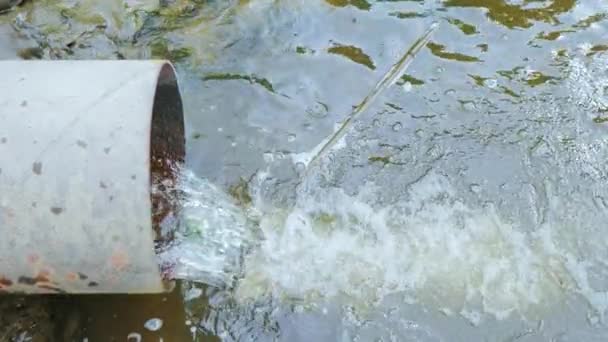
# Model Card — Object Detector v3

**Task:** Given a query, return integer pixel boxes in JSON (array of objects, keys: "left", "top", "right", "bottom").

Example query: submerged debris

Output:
[
  {"left": 328, "top": 43, "right": 376, "bottom": 70},
  {"left": 303, "top": 23, "right": 439, "bottom": 174}
]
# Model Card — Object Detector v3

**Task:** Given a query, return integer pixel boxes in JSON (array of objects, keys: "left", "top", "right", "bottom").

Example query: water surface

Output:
[{"left": 1, "top": 0, "right": 608, "bottom": 341}]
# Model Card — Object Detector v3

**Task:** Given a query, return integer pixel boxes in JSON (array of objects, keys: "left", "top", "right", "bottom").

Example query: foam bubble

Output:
[
  {"left": 163, "top": 164, "right": 608, "bottom": 322},
  {"left": 236, "top": 172, "right": 577, "bottom": 320}
]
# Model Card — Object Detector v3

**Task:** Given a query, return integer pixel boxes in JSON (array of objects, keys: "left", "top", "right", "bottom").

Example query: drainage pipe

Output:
[{"left": 0, "top": 60, "right": 185, "bottom": 294}]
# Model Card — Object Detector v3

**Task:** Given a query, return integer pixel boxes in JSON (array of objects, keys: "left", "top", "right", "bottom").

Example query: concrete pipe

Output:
[{"left": 0, "top": 60, "right": 185, "bottom": 294}]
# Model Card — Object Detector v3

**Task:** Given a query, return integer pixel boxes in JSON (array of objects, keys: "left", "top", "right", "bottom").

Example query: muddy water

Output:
[{"left": 1, "top": 0, "right": 608, "bottom": 341}]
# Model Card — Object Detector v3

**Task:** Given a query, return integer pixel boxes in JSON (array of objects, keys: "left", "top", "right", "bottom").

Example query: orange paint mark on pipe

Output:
[
  {"left": 27, "top": 253, "right": 40, "bottom": 264},
  {"left": 0, "top": 276, "right": 13, "bottom": 287},
  {"left": 35, "top": 268, "right": 53, "bottom": 283},
  {"left": 35, "top": 275, "right": 49, "bottom": 283},
  {"left": 110, "top": 250, "right": 129, "bottom": 271}
]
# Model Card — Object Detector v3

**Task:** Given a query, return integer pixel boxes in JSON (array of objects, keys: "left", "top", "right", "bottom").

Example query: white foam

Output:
[
  {"left": 157, "top": 169, "right": 255, "bottom": 288},
  {"left": 164, "top": 166, "right": 608, "bottom": 322},
  {"left": 236, "top": 172, "right": 585, "bottom": 321}
]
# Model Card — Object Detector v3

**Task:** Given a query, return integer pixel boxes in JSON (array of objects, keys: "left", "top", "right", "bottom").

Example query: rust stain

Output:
[
  {"left": 27, "top": 253, "right": 40, "bottom": 264},
  {"left": 0, "top": 276, "right": 13, "bottom": 287},
  {"left": 18, "top": 269, "right": 53, "bottom": 285},
  {"left": 35, "top": 268, "right": 51, "bottom": 283},
  {"left": 110, "top": 250, "right": 129, "bottom": 271},
  {"left": 66, "top": 272, "right": 78, "bottom": 281}
]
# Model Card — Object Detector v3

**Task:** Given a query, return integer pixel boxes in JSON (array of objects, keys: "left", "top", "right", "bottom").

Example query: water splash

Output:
[
  {"left": 156, "top": 169, "right": 258, "bottom": 288},
  {"left": 239, "top": 172, "right": 580, "bottom": 322},
  {"left": 159, "top": 167, "right": 608, "bottom": 325},
  {"left": 161, "top": 56, "right": 608, "bottom": 327}
]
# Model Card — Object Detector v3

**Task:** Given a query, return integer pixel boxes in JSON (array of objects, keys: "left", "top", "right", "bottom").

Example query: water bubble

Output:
[
  {"left": 127, "top": 333, "right": 142, "bottom": 342},
  {"left": 392, "top": 122, "right": 403, "bottom": 132},
  {"left": 435, "top": 66, "right": 445, "bottom": 74},
  {"left": 144, "top": 318, "right": 163, "bottom": 332},
  {"left": 588, "top": 314, "right": 600, "bottom": 326},
  {"left": 484, "top": 79, "right": 498, "bottom": 89},
  {"left": 470, "top": 184, "right": 481, "bottom": 193},
  {"left": 263, "top": 152, "right": 274, "bottom": 163},
  {"left": 229, "top": 137, "right": 237, "bottom": 147},
  {"left": 306, "top": 101, "right": 329, "bottom": 118},
  {"left": 460, "top": 310, "right": 482, "bottom": 326},
  {"left": 440, "top": 308, "right": 453, "bottom": 316},
  {"left": 577, "top": 42, "right": 593, "bottom": 55},
  {"left": 402, "top": 82, "right": 413, "bottom": 92},
  {"left": 444, "top": 89, "right": 456, "bottom": 96},
  {"left": 217, "top": 127, "right": 223, "bottom": 132},
  {"left": 184, "top": 287, "right": 203, "bottom": 301},
  {"left": 462, "top": 101, "right": 477, "bottom": 111},
  {"left": 288, "top": 134, "right": 296, "bottom": 142},
  {"left": 295, "top": 162, "right": 306, "bottom": 174}
]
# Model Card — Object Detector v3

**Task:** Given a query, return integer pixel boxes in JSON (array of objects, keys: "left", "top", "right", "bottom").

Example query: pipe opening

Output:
[{"left": 149, "top": 63, "right": 185, "bottom": 243}]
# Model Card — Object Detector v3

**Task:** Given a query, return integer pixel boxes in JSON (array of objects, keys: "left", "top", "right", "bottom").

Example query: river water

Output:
[{"left": 1, "top": 0, "right": 608, "bottom": 341}]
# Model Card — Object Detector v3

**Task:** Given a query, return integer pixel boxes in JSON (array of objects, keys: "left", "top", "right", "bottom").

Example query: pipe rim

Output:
[{"left": 149, "top": 62, "right": 185, "bottom": 246}]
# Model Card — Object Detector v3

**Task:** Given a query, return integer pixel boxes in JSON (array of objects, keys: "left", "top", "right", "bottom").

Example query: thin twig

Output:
[{"left": 302, "top": 22, "right": 439, "bottom": 178}]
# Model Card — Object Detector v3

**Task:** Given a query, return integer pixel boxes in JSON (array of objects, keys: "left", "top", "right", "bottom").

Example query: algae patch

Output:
[{"left": 328, "top": 43, "right": 376, "bottom": 70}]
